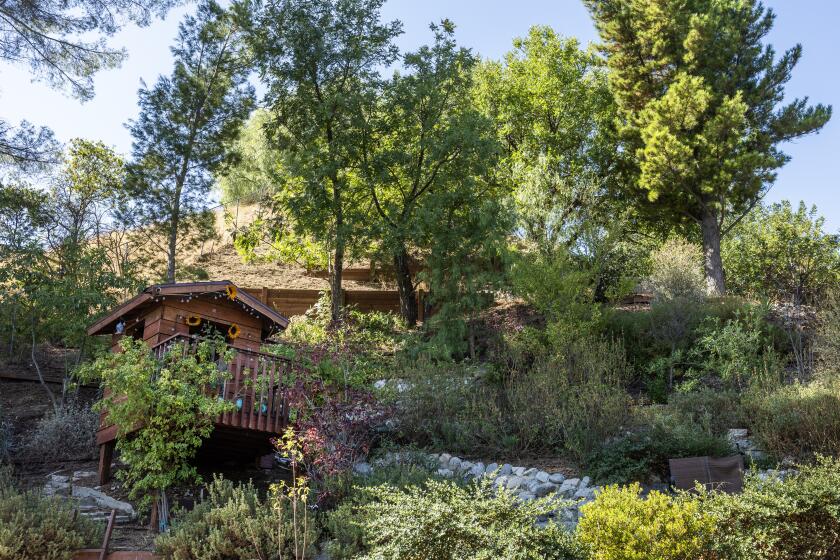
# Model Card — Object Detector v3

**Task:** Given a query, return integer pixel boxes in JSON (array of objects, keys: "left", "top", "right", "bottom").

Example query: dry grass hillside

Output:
[{"left": 189, "top": 203, "right": 394, "bottom": 291}]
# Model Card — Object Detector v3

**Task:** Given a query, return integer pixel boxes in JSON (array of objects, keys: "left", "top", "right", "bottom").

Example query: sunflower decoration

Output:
[
  {"left": 227, "top": 323, "right": 241, "bottom": 340},
  {"left": 225, "top": 284, "right": 237, "bottom": 301},
  {"left": 186, "top": 315, "right": 202, "bottom": 327}
]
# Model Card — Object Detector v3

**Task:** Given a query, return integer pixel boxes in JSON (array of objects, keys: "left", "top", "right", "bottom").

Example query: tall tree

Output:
[
  {"left": 237, "top": 0, "right": 402, "bottom": 323},
  {"left": 125, "top": 0, "right": 254, "bottom": 282},
  {"left": 363, "top": 21, "right": 502, "bottom": 326},
  {"left": 585, "top": 0, "right": 831, "bottom": 294},
  {"left": 0, "top": 0, "right": 180, "bottom": 170},
  {"left": 474, "top": 26, "right": 618, "bottom": 257}
]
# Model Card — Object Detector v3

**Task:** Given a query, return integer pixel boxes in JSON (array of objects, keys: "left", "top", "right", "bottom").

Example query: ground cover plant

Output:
[
  {"left": 155, "top": 476, "right": 320, "bottom": 560},
  {"left": 350, "top": 476, "right": 585, "bottom": 560},
  {"left": 0, "top": 467, "right": 102, "bottom": 560}
]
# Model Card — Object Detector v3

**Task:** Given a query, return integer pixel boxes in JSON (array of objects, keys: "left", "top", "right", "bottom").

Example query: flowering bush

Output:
[{"left": 296, "top": 390, "right": 394, "bottom": 481}]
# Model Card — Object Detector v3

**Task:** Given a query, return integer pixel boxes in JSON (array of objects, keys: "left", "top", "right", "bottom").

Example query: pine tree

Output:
[
  {"left": 585, "top": 0, "right": 831, "bottom": 294},
  {"left": 125, "top": 0, "right": 255, "bottom": 282}
]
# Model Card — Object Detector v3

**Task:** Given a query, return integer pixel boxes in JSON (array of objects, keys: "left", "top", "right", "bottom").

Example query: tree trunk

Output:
[
  {"left": 700, "top": 208, "right": 726, "bottom": 296},
  {"left": 330, "top": 246, "right": 344, "bottom": 325},
  {"left": 330, "top": 176, "right": 345, "bottom": 325},
  {"left": 167, "top": 200, "right": 180, "bottom": 283},
  {"left": 393, "top": 247, "right": 418, "bottom": 327}
]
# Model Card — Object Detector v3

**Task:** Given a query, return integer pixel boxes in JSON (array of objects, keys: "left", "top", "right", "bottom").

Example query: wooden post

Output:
[
  {"left": 98, "top": 441, "right": 115, "bottom": 485},
  {"left": 98, "top": 510, "right": 117, "bottom": 560},
  {"left": 260, "top": 286, "right": 268, "bottom": 304}
]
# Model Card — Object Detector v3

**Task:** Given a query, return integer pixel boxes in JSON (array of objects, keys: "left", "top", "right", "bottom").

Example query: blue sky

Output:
[{"left": 2, "top": 0, "right": 837, "bottom": 230}]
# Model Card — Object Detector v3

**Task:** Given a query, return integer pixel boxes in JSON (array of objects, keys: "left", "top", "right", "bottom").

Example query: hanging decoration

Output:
[
  {"left": 226, "top": 285, "right": 237, "bottom": 301},
  {"left": 186, "top": 315, "right": 202, "bottom": 327},
  {"left": 227, "top": 323, "right": 241, "bottom": 340}
]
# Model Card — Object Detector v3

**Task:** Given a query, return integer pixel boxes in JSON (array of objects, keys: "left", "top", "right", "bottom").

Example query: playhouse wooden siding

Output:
[
  {"left": 136, "top": 296, "right": 264, "bottom": 352},
  {"left": 243, "top": 287, "right": 429, "bottom": 321}
]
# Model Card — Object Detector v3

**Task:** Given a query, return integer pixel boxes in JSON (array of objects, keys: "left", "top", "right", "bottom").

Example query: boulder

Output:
[
  {"left": 506, "top": 476, "right": 526, "bottom": 491},
  {"left": 534, "top": 483, "right": 557, "bottom": 497},
  {"left": 72, "top": 486, "right": 135, "bottom": 517},
  {"left": 535, "top": 471, "right": 550, "bottom": 483},
  {"left": 353, "top": 462, "right": 373, "bottom": 476},
  {"left": 499, "top": 464, "right": 513, "bottom": 476},
  {"left": 548, "top": 473, "right": 566, "bottom": 485}
]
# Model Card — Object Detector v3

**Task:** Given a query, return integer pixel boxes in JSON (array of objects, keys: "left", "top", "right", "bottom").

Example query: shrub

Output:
[
  {"left": 687, "top": 306, "right": 783, "bottom": 391},
  {"left": 298, "top": 390, "right": 394, "bottom": 482},
  {"left": 353, "top": 477, "right": 585, "bottom": 560},
  {"left": 816, "top": 288, "right": 840, "bottom": 377},
  {"left": 17, "top": 404, "right": 98, "bottom": 462},
  {"left": 701, "top": 456, "right": 840, "bottom": 560},
  {"left": 744, "top": 378, "right": 840, "bottom": 460},
  {"left": 577, "top": 483, "right": 715, "bottom": 560},
  {"left": 603, "top": 297, "right": 746, "bottom": 397},
  {"left": 722, "top": 201, "right": 840, "bottom": 306},
  {"left": 397, "top": 336, "right": 631, "bottom": 459},
  {"left": 278, "top": 296, "right": 408, "bottom": 389},
  {"left": 666, "top": 388, "right": 744, "bottom": 437},
  {"left": 647, "top": 238, "right": 706, "bottom": 302},
  {"left": 322, "top": 462, "right": 444, "bottom": 559},
  {"left": 586, "top": 405, "right": 733, "bottom": 485},
  {"left": 0, "top": 467, "right": 102, "bottom": 560},
  {"left": 155, "top": 476, "right": 320, "bottom": 560}
]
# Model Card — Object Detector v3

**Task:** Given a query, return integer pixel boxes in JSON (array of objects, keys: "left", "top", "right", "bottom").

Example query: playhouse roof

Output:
[{"left": 86, "top": 280, "right": 290, "bottom": 336}]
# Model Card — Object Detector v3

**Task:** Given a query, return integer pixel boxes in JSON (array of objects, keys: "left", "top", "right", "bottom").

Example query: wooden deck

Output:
[{"left": 96, "top": 334, "right": 297, "bottom": 482}]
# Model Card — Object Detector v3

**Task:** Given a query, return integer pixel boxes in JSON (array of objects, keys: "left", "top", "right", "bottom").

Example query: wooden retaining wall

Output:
[{"left": 242, "top": 287, "right": 429, "bottom": 320}]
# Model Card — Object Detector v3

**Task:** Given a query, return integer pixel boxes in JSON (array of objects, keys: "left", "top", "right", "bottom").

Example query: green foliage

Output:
[
  {"left": 0, "top": 140, "right": 138, "bottom": 383},
  {"left": 155, "top": 476, "right": 320, "bottom": 560},
  {"left": 17, "top": 404, "right": 98, "bottom": 462},
  {"left": 353, "top": 476, "right": 584, "bottom": 560},
  {"left": 77, "top": 337, "right": 234, "bottom": 508},
  {"left": 586, "top": 404, "right": 733, "bottom": 485},
  {"left": 322, "top": 461, "right": 443, "bottom": 558},
  {"left": 603, "top": 298, "right": 747, "bottom": 398},
  {"left": 723, "top": 201, "right": 840, "bottom": 305},
  {"left": 398, "top": 336, "right": 631, "bottom": 459},
  {"left": 275, "top": 299, "right": 408, "bottom": 388},
  {"left": 744, "top": 377, "right": 840, "bottom": 461},
  {"left": 577, "top": 483, "right": 715, "bottom": 560},
  {"left": 687, "top": 305, "right": 783, "bottom": 391},
  {"left": 647, "top": 238, "right": 706, "bottom": 302},
  {"left": 665, "top": 388, "right": 745, "bottom": 438},
  {"left": 124, "top": 0, "right": 254, "bottom": 282},
  {"left": 510, "top": 251, "right": 602, "bottom": 339},
  {"left": 237, "top": 0, "right": 402, "bottom": 323},
  {"left": 364, "top": 21, "right": 505, "bottom": 327},
  {"left": 474, "top": 26, "right": 619, "bottom": 257},
  {"left": 586, "top": 0, "right": 831, "bottom": 294},
  {"left": 700, "top": 456, "right": 840, "bottom": 560},
  {"left": 0, "top": 467, "right": 102, "bottom": 560}
]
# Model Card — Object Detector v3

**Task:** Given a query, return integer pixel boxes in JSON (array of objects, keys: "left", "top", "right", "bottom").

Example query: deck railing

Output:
[{"left": 151, "top": 334, "right": 294, "bottom": 433}]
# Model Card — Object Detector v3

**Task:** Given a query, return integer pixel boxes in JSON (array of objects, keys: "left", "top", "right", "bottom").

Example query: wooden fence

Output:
[{"left": 241, "top": 287, "right": 429, "bottom": 320}]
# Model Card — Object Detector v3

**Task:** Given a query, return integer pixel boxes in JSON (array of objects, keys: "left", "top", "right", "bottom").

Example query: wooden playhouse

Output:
[{"left": 87, "top": 281, "right": 294, "bottom": 484}]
